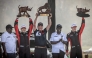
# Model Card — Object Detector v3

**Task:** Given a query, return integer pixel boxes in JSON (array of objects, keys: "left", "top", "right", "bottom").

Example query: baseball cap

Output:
[
  {"left": 21, "top": 24, "right": 26, "bottom": 29},
  {"left": 6, "top": 24, "right": 13, "bottom": 29},
  {"left": 56, "top": 24, "right": 62, "bottom": 28},
  {"left": 38, "top": 22, "right": 43, "bottom": 26},
  {"left": 71, "top": 23, "right": 77, "bottom": 27}
]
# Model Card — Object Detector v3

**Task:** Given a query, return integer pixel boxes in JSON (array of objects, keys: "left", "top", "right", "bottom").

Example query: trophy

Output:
[
  {"left": 76, "top": 6, "right": 90, "bottom": 17},
  {"left": 17, "top": 5, "right": 33, "bottom": 17},
  {"left": 37, "top": 3, "right": 51, "bottom": 16}
]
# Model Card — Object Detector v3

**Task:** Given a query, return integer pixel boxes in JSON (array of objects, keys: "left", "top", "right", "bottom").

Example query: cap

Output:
[
  {"left": 71, "top": 23, "right": 77, "bottom": 27},
  {"left": 38, "top": 22, "right": 43, "bottom": 26},
  {"left": 6, "top": 24, "right": 13, "bottom": 29},
  {"left": 21, "top": 24, "right": 26, "bottom": 29},
  {"left": 56, "top": 24, "right": 62, "bottom": 28}
]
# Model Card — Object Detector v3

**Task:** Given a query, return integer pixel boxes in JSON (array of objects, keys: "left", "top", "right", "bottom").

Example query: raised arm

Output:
[
  {"left": 33, "top": 13, "right": 38, "bottom": 31},
  {"left": 28, "top": 18, "right": 33, "bottom": 39},
  {"left": 14, "top": 18, "right": 20, "bottom": 44},
  {"left": 79, "top": 17, "right": 85, "bottom": 35},
  {"left": 46, "top": 13, "right": 52, "bottom": 31}
]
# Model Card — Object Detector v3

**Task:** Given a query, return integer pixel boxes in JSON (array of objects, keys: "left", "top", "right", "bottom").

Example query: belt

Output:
[
  {"left": 71, "top": 45, "right": 80, "bottom": 48},
  {"left": 20, "top": 45, "right": 29, "bottom": 47},
  {"left": 35, "top": 46, "right": 46, "bottom": 48}
]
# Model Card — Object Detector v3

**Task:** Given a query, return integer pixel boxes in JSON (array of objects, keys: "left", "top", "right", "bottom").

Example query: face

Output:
[
  {"left": 7, "top": 28, "right": 12, "bottom": 33},
  {"left": 71, "top": 26, "right": 77, "bottom": 32},
  {"left": 38, "top": 25, "right": 43, "bottom": 31},
  {"left": 21, "top": 27, "right": 26, "bottom": 32},
  {"left": 56, "top": 28, "right": 62, "bottom": 34}
]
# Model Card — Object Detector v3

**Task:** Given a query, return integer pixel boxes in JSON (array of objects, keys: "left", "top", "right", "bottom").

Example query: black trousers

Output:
[
  {"left": 19, "top": 47, "right": 31, "bottom": 58},
  {"left": 52, "top": 50, "right": 65, "bottom": 58},
  {"left": 35, "top": 48, "right": 47, "bottom": 58},
  {"left": 70, "top": 46, "right": 82, "bottom": 58},
  {"left": 3, "top": 53, "right": 7, "bottom": 58},
  {"left": 7, "top": 53, "right": 16, "bottom": 58},
  {"left": 0, "top": 52, "right": 2, "bottom": 58}
]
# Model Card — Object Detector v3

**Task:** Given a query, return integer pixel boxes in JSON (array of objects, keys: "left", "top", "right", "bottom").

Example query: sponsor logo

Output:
[
  {"left": 7, "top": 36, "right": 10, "bottom": 38},
  {"left": 36, "top": 31, "right": 41, "bottom": 36}
]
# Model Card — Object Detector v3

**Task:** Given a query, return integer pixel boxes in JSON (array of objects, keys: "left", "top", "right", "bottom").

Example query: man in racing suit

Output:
[
  {"left": 14, "top": 17, "right": 33, "bottom": 58},
  {"left": 66, "top": 17, "right": 85, "bottom": 58}
]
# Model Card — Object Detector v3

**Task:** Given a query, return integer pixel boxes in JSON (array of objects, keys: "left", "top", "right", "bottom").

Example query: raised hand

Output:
[
  {"left": 48, "top": 13, "right": 52, "bottom": 19},
  {"left": 36, "top": 13, "right": 39, "bottom": 17}
]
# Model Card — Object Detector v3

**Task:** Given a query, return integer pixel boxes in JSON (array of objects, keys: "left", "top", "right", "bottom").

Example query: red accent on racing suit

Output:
[{"left": 14, "top": 18, "right": 33, "bottom": 45}]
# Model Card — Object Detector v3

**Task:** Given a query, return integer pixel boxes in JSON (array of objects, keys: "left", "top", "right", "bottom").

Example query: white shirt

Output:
[
  {"left": 50, "top": 32, "right": 67, "bottom": 53},
  {"left": 1, "top": 31, "right": 17, "bottom": 53}
]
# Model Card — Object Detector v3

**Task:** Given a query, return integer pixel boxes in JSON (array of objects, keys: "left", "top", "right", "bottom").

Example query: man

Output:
[
  {"left": 14, "top": 17, "right": 33, "bottom": 58},
  {"left": 66, "top": 17, "right": 85, "bottom": 58},
  {"left": 33, "top": 13, "right": 52, "bottom": 58},
  {"left": 50, "top": 24, "right": 67, "bottom": 58},
  {"left": 1, "top": 24, "right": 17, "bottom": 58},
  {"left": 0, "top": 41, "right": 2, "bottom": 58}
]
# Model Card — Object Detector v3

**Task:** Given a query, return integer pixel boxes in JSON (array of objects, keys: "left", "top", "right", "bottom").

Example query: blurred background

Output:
[{"left": 0, "top": 0, "right": 92, "bottom": 50}]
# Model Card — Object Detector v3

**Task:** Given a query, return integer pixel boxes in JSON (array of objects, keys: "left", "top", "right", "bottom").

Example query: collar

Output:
[
  {"left": 71, "top": 31, "right": 76, "bottom": 34},
  {"left": 6, "top": 31, "right": 12, "bottom": 34},
  {"left": 21, "top": 32, "right": 27, "bottom": 34},
  {"left": 55, "top": 32, "right": 62, "bottom": 35}
]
